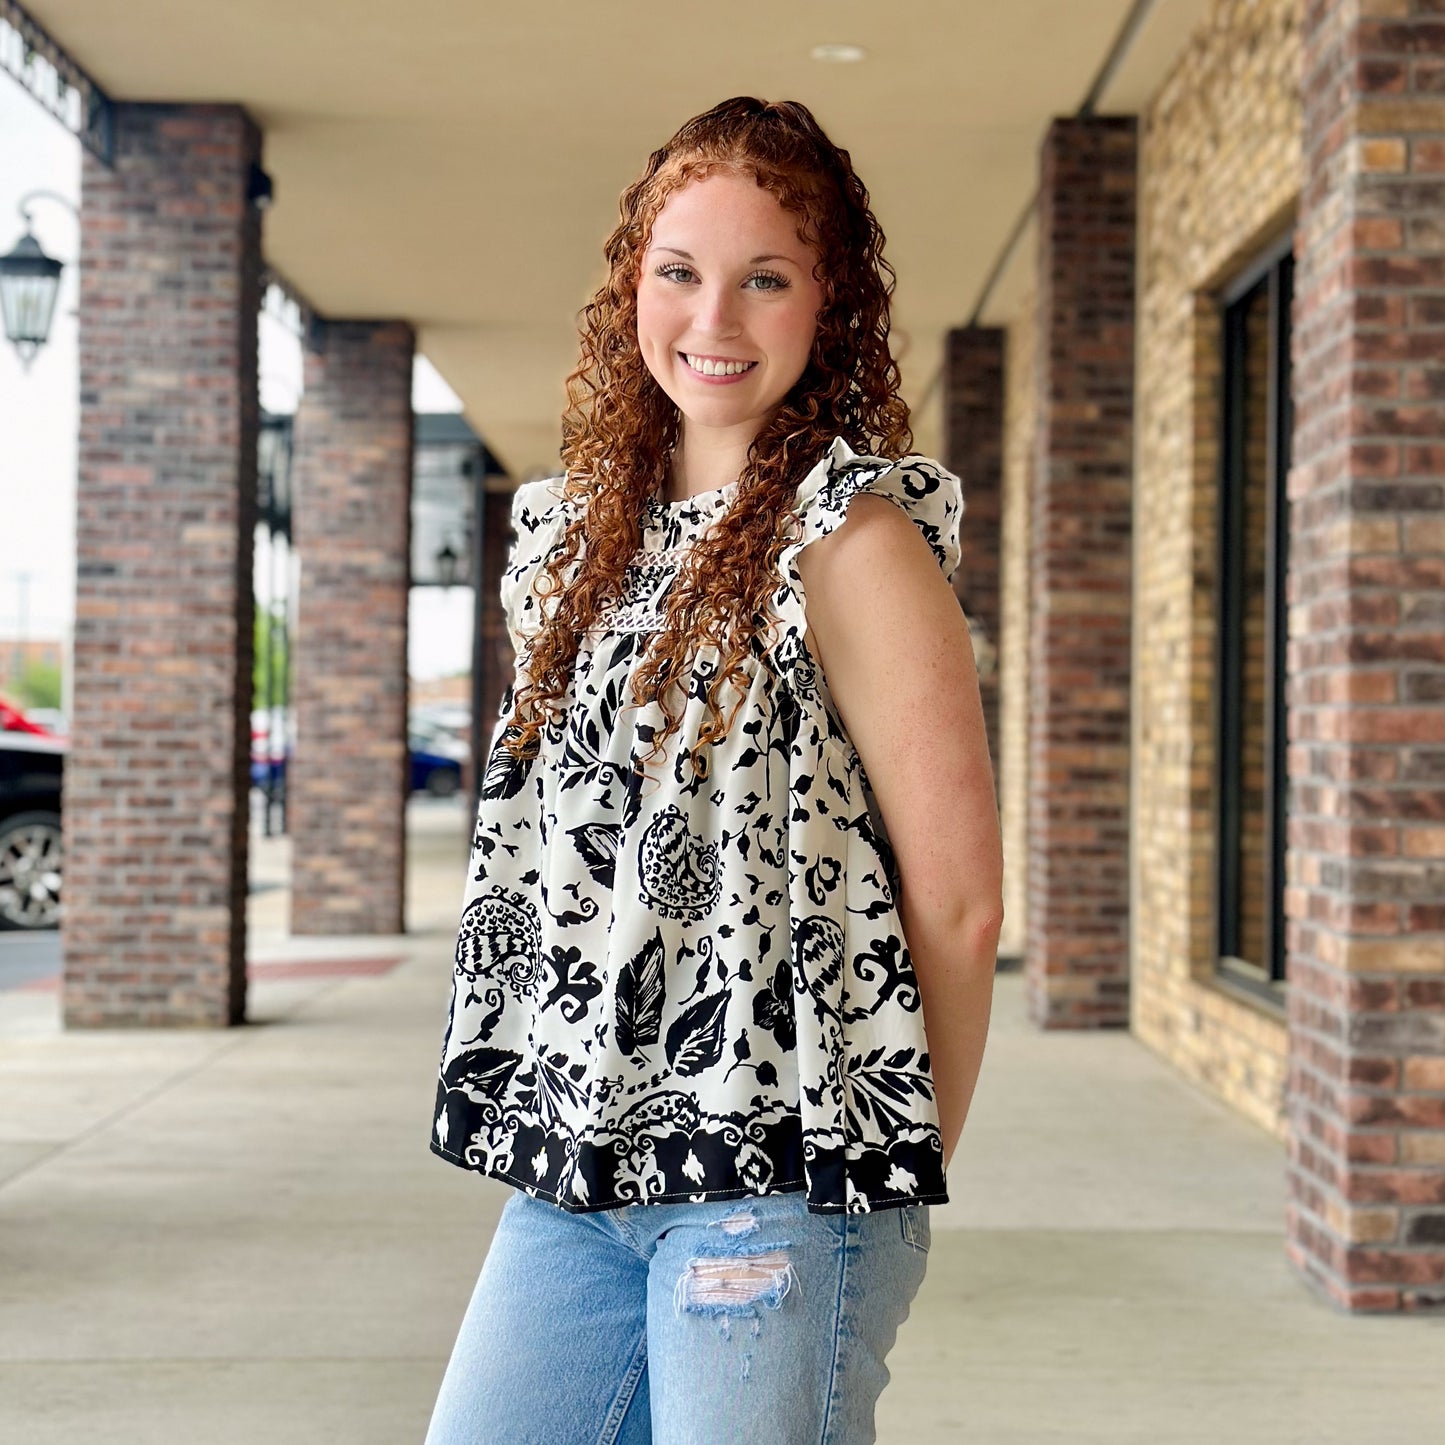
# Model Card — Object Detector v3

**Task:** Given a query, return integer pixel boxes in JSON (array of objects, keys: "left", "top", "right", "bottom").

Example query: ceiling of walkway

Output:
[{"left": 30, "top": 0, "right": 1207, "bottom": 476}]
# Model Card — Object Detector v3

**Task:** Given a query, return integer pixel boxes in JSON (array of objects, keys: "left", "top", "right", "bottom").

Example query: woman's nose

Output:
[{"left": 693, "top": 282, "right": 741, "bottom": 336}]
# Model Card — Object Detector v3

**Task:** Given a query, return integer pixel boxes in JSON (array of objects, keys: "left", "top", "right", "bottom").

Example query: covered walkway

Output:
[
  {"left": 1, "top": 807, "right": 1437, "bottom": 1443},
  {"left": 7, "top": 0, "right": 1444, "bottom": 1311}
]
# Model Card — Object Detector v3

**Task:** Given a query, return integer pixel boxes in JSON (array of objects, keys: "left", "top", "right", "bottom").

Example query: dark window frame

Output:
[{"left": 1214, "top": 234, "right": 1293, "bottom": 1009}]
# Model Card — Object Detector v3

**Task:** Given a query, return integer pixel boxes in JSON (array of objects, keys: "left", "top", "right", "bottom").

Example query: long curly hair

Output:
[{"left": 501, "top": 96, "right": 911, "bottom": 786}]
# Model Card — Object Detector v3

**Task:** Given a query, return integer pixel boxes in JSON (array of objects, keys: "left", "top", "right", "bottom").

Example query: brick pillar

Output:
[
  {"left": 1286, "top": 0, "right": 1445, "bottom": 1314},
  {"left": 65, "top": 104, "right": 261, "bottom": 1027},
  {"left": 290, "top": 321, "right": 414, "bottom": 935},
  {"left": 1028, "top": 116, "right": 1137, "bottom": 1029},
  {"left": 943, "top": 325, "right": 1005, "bottom": 796}
]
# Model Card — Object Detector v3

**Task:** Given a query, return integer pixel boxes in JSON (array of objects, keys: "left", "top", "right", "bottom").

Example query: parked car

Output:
[
  {"left": 0, "top": 731, "right": 65, "bottom": 931},
  {"left": 22, "top": 707, "right": 68, "bottom": 736},
  {"left": 0, "top": 697, "right": 58, "bottom": 738},
  {"left": 409, "top": 735, "right": 463, "bottom": 797},
  {"left": 247, "top": 738, "right": 463, "bottom": 797}
]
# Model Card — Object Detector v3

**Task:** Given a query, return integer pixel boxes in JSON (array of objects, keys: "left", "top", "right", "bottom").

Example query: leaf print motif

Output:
[
  {"left": 615, "top": 930, "right": 667, "bottom": 1055},
  {"left": 570, "top": 821, "right": 620, "bottom": 889},
  {"left": 560, "top": 691, "right": 632, "bottom": 801},
  {"left": 665, "top": 989, "right": 728, "bottom": 1077},
  {"left": 846, "top": 1046, "right": 935, "bottom": 1137},
  {"left": 441, "top": 1046, "right": 522, "bottom": 1101},
  {"left": 481, "top": 725, "right": 536, "bottom": 801},
  {"left": 531, "top": 1045, "right": 590, "bottom": 1129}
]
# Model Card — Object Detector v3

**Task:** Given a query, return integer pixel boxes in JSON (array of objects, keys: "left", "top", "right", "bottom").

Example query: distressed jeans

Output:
[{"left": 423, "top": 1186, "right": 932, "bottom": 1445}]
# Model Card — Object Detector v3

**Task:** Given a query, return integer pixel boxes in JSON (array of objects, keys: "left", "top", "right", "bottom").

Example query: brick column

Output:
[
  {"left": 1286, "top": 0, "right": 1445, "bottom": 1314},
  {"left": 1028, "top": 116, "right": 1137, "bottom": 1029},
  {"left": 943, "top": 325, "right": 1005, "bottom": 796},
  {"left": 290, "top": 321, "right": 415, "bottom": 935},
  {"left": 66, "top": 104, "right": 261, "bottom": 1027}
]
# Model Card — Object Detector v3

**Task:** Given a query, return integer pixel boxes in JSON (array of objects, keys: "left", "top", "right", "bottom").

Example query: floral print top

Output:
[{"left": 431, "top": 435, "right": 966, "bottom": 1214}]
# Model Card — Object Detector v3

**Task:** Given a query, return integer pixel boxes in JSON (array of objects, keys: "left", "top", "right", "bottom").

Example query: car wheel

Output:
[
  {"left": 424, "top": 766, "right": 460, "bottom": 798},
  {"left": 0, "top": 810, "right": 63, "bottom": 931}
]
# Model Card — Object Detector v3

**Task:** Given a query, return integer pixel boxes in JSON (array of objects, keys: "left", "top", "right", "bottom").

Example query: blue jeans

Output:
[{"left": 424, "top": 1187, "right": 932, "bottom": 1445}]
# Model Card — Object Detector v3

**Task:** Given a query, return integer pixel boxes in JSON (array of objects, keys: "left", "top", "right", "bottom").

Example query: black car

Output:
[{"left": 0, "top": 732, "right": 64, "bottom": 930}]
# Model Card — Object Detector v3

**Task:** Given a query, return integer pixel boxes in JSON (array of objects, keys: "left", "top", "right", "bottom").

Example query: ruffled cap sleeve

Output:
[
  {"left": 764, "top": 436, "right": 965, "bottom": 686},
  {"left": 500, "top": 475, "right": 573, "bottom": 655}
]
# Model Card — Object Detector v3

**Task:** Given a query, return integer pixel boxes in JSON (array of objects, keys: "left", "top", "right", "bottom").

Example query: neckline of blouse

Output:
[
  {"left": 637, "top": 437, "right": 864, "bottom": 528},
  {"left": 645, "top": 476, "right": 742, "bottom": 521}
]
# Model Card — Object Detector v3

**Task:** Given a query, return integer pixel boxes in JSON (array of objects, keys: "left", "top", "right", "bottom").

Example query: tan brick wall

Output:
[
  {"left": 1131, "top": 0, "right": 1301, "bottom": 1134},
  {"left": 999, "top": 284, "right": 1036, "bottom": 965}
]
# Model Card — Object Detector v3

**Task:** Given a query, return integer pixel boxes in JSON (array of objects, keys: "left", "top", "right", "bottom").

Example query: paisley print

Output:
[
  {"left": 431, "top": 435, "right": 966, "bottom": 1214},
  {"left": 637, "top": 804, "right": 721, "bottom": 920}
]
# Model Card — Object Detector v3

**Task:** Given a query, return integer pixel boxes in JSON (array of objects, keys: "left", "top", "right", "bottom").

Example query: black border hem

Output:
[{"left": 429, "top": 1138, "right": 949, "bottom": 1215}]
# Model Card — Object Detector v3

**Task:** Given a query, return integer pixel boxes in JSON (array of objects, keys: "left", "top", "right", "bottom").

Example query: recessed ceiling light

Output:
[{"left": 811, "top": 43, "right": 867, "bottom": 64}]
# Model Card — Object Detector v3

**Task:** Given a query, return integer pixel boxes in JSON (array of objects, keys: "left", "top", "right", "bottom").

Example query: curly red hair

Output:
[{"left": 502, "top": 96, "right": 912, "bottom": 784}]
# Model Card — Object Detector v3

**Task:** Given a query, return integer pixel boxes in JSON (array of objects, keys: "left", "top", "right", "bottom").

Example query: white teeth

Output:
[{"left": 684, "top": 354, "right": 756, "bottom": 377}]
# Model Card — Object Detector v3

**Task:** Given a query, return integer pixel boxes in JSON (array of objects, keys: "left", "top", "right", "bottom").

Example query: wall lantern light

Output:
[
  {"left": 435, "top": 540, "right": 460, "bottom": 589},
  {"left": 0, "top": 191, "right": 77, "bottom": 370}
]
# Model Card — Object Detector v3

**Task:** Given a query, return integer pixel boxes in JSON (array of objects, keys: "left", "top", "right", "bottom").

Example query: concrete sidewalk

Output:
[{"left": 1, "top": 801, "right": 1438, "bottom": 1443}]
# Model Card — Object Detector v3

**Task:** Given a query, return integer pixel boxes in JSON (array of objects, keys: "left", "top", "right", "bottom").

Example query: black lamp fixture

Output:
[
  {"left": 435, "top": 539, "right": 460, "bottom": 589},
  {"left": 0, "top": 191, "right": 77, "bottom": 370},
  {"left": 247, "top": 163, "right": 275, "bottom": 211}
]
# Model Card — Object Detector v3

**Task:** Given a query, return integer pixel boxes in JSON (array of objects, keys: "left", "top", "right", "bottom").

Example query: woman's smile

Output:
[{"left": 679, "top": 351, "right": 759, "bottom": 382}]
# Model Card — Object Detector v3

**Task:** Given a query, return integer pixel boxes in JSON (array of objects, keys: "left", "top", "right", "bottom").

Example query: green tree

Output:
[
  {"left": 16, "top": 659, "right": 62, "bottom": 710},
  {"left": 253, "top": 603, "right": 290, "bottom": 711}
]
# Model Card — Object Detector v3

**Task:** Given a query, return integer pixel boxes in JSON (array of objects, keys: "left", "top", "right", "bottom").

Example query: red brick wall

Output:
[
  {"left": 944, "top": 325, "right": 1004, "bottom": 798},
  {"left": 290, "top": 320, "right": 415, "bottom": 936},
  {"left": 1028, "top": 116, "right": 1137, "bottom": 1029},
  {"left": 1287, "top": 0, "right": 1445, "bottom": 1313},
  {"left": 66, "top": 104, "right": 262, "bottom": 1026}
]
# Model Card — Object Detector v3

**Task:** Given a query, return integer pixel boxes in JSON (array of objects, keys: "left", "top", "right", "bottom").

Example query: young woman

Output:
[{"left": 425, "top": 96, "right": 1003, "bottom": 1445}]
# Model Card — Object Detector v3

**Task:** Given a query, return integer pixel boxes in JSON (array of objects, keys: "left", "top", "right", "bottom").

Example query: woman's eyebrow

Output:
[{"left": 653, "top": 246, "right": 801, "bottom": 265}]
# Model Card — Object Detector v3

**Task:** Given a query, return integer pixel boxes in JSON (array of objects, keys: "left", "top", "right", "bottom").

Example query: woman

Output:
[{"left": 426, "top": 96, "right": 1003, "bottom": 1445}]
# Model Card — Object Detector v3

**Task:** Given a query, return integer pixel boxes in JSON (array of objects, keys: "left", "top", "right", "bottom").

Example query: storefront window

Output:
[{"left": 1216, "top": 240, "right": 1293, "bottom": 1001}]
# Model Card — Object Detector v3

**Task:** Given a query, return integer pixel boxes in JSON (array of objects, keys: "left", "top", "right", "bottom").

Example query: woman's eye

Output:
[
  {"left": 745, "top": 271, "right": 790, "bottom": 292},
  {"left": 656, "top": 264, "right": 695, "bottom": 283}
]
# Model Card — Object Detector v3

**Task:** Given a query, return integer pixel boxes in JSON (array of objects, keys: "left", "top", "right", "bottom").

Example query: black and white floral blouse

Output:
[{"left": 431, "top": 435, "right": 965, "bottom": 1214}]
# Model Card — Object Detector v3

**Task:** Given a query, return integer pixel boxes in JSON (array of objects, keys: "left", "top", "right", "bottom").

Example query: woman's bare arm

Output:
[{"left": 797, "top": 492, "right": 1004, "bottom": 1167}]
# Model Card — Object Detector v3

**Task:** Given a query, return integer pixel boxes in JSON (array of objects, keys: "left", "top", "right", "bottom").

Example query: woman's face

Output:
[{"left": 636, "top": 171, "right": 824, "bottom": 445}]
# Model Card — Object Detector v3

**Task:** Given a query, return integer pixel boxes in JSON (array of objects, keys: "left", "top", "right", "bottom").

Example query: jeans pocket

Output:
[{"left": 899, "top": 1203, "right": 931, "bottom": 1255}]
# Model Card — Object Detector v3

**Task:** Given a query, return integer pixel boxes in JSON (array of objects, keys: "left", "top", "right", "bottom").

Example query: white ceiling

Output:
[{"left": 28, "top": 0, "right": 1208, "bottom": 475}]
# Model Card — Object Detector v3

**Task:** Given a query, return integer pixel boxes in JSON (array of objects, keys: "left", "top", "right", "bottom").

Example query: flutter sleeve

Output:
[
  {"left": 763, "top": 439, "right": 965, "bottom": 701},
  {"left": 499, "top": 475, "right": 573, "bottom": 655}
]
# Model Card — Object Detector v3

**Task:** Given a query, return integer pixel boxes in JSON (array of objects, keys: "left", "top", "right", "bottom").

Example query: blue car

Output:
[{"left": 250, "top": 740, "right": 462, "bottom": 798}]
